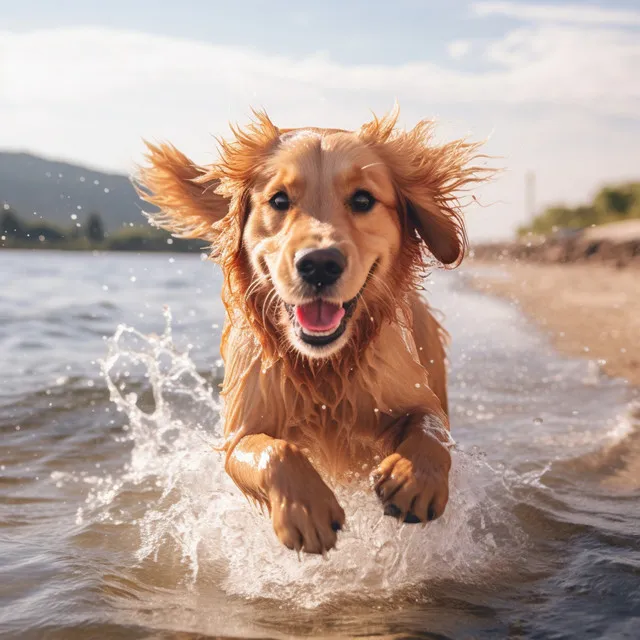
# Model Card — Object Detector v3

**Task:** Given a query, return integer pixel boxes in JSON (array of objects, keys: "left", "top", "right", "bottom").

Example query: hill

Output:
[{"left": 0, "top": 151, "right": 149, "bottom": 231}]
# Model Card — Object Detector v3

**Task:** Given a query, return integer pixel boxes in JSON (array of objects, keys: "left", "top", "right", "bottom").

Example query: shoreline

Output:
[
  {"left": 464, "top": 260, "right": 640, "bottom": 388},
  {"left": 0, "top": 245, "right": 204, "bottom": 255},
  {"left": 471, "top": 219, "right": 640, "bottom": 270}
]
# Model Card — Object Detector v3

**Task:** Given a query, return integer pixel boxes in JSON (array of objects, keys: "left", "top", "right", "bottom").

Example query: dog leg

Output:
[
  {"left": 225, "top": 433, "right": 345, "bottom": 553},
  {"left": 371, "top": 415, "right": 452, "bottom": 524}
]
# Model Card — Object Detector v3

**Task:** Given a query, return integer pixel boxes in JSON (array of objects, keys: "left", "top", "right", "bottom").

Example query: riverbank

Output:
[
  {"left": 471, "top": 219, "right": 640, "bottom": 269},
  {"left": 465, "top": 261, "right": 640, "bottom": 387}
]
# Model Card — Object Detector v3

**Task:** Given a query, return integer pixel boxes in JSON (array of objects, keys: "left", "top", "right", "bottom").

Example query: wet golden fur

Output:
[{"left": 136, "top": 107, "right": 490, "bottom": 554}]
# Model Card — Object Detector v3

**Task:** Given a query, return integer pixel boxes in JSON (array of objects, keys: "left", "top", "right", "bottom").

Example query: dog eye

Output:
[
  {"left": 269, "top": 191, "right": 290, "bottom": 211},
  {"left": 349, "top": 190, "right": 376, "bottom": 213}
]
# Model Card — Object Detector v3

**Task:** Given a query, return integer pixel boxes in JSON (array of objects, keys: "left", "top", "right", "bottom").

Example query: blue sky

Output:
[
  {"left": 5, "top": 0, "right": 640, "bottom": 64},
  {"left": 3, "top": 1, "right": 511, "bottom": 65},
  {"left": 2, "top": 1, "right": 640, "bottom": 239}
]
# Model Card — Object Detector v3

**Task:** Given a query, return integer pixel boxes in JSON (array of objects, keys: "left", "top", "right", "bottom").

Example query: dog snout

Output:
[{"left": 295, "top": 247, "right": 346, "bottom": 287}]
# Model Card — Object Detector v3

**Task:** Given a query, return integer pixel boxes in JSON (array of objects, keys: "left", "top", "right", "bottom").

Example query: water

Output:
[{"left": 1, "top": 250, "right": 639, "bottom": 639}]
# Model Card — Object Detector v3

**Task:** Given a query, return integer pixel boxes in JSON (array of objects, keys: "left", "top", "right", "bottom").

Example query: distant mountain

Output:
[{"left": 0, "top": 151, "right": 152, "bottom": 231}]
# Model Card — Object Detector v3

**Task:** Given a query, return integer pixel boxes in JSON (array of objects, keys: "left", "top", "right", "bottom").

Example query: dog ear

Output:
[
  {"left": 403, "top": 192, "right": 466, "bottom": 266},
  {"left": 135, "top": 111, "right": 281, "bottom": 255},
  {"left": 359, "top": 108, "right": 490, "bottom": 266},
  {"left": 134, "top": 142, "right": 228, "bottom": 241}
]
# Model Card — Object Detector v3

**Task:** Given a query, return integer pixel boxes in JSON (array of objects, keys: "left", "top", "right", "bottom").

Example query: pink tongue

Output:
[{"left": 295, "top": 300, "right": 345, "bottom": 332}]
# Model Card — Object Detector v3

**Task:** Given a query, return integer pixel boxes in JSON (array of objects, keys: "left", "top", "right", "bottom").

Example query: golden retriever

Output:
[{"left": 137, "top": 107, "right": 488, "bottom": 555}]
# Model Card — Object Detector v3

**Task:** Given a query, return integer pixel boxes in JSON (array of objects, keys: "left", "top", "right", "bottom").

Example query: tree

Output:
[
  {"left": 0, "top": 208, "right": 25, "bottom": 238},
  {"left": 86, "top": 212, "right": 105, "bottom": 243},
  {"left": 593, "top": 184, "right": 638, "bottom": 222}
]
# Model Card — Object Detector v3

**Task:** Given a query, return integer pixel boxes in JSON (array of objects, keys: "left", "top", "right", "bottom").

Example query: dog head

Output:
[{"left": 136, "top": 108, "right": 487, "bottom": 360}]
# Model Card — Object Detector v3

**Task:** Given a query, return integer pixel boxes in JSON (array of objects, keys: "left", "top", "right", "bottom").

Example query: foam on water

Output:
[{"left": 76, "top": 310, "right": 526, "bottom": 608}]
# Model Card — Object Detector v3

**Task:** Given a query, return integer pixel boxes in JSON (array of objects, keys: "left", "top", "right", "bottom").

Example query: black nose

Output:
[{"left": 295, "top": 247, "right": 346, "bottom": 287}]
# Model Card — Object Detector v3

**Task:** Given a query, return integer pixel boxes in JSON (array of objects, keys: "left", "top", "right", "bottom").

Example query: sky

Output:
[{"left": 1, "top": 0, "right": 640, "bottom": 240}]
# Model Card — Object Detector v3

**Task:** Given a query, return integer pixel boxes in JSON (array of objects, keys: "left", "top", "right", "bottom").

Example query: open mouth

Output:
[
  {"left": 282, "top": 261, "right": 378, "bottom": 349},
  {"left": 284, "top": 297, "right": 358, "bottom": 347}
]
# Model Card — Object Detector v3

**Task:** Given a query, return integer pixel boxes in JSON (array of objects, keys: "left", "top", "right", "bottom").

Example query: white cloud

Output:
[
  {"left": 473, "top": 1, "right": 640, "bottom": 26},
  {"left": 0, "top": 17, "right": 639, "bottom": 241},
  {"left": 448, "top": 40, "right": 472, "bottom": 59}
]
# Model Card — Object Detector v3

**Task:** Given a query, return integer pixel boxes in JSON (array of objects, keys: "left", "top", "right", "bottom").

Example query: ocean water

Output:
[{"left": 1, "top": 250, "right": 639, "bottom": 639}]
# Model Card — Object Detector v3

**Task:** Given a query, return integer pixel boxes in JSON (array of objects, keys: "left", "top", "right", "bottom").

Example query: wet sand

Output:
[{"left": 466, "top": 261, "right": 640, "bottom": 387}]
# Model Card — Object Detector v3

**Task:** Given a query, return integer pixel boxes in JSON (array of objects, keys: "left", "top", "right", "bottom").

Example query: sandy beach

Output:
[{"left": 466, "top": 261, "right": 640, "bottom": 387}]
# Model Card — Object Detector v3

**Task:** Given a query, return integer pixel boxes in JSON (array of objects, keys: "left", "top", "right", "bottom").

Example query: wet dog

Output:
[{"left": 137, "top": 107, "right": 489, "bottom": 554}]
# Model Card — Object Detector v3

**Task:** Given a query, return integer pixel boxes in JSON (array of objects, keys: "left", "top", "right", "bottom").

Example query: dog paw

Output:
[
  {"left": 268, "top": 467, "right": 345, "bottom": 554},
  {"left": 371, "top": 442, "right": 450, "bottom": 524}
]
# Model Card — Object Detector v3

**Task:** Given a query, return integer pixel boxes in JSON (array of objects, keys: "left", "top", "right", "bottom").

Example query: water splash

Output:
[{"left": 76, "top": 309, "right": 525, "bottom": 608}]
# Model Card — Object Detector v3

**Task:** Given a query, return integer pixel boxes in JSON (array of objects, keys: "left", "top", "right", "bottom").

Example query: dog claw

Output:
[
  {"left": 383, "top": 503, "right": 402, "bottom": 518},
  {"left": 403, "top": 512, "right": 421, "bottom": 524},
  {"left": 331, "top": 520, "right": 342, "bottom": 532}
]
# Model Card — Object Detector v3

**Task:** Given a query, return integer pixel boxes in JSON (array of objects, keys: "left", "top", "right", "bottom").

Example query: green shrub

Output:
[{"left": 519, "top": 181, "right": 640, "bottom": 237}]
